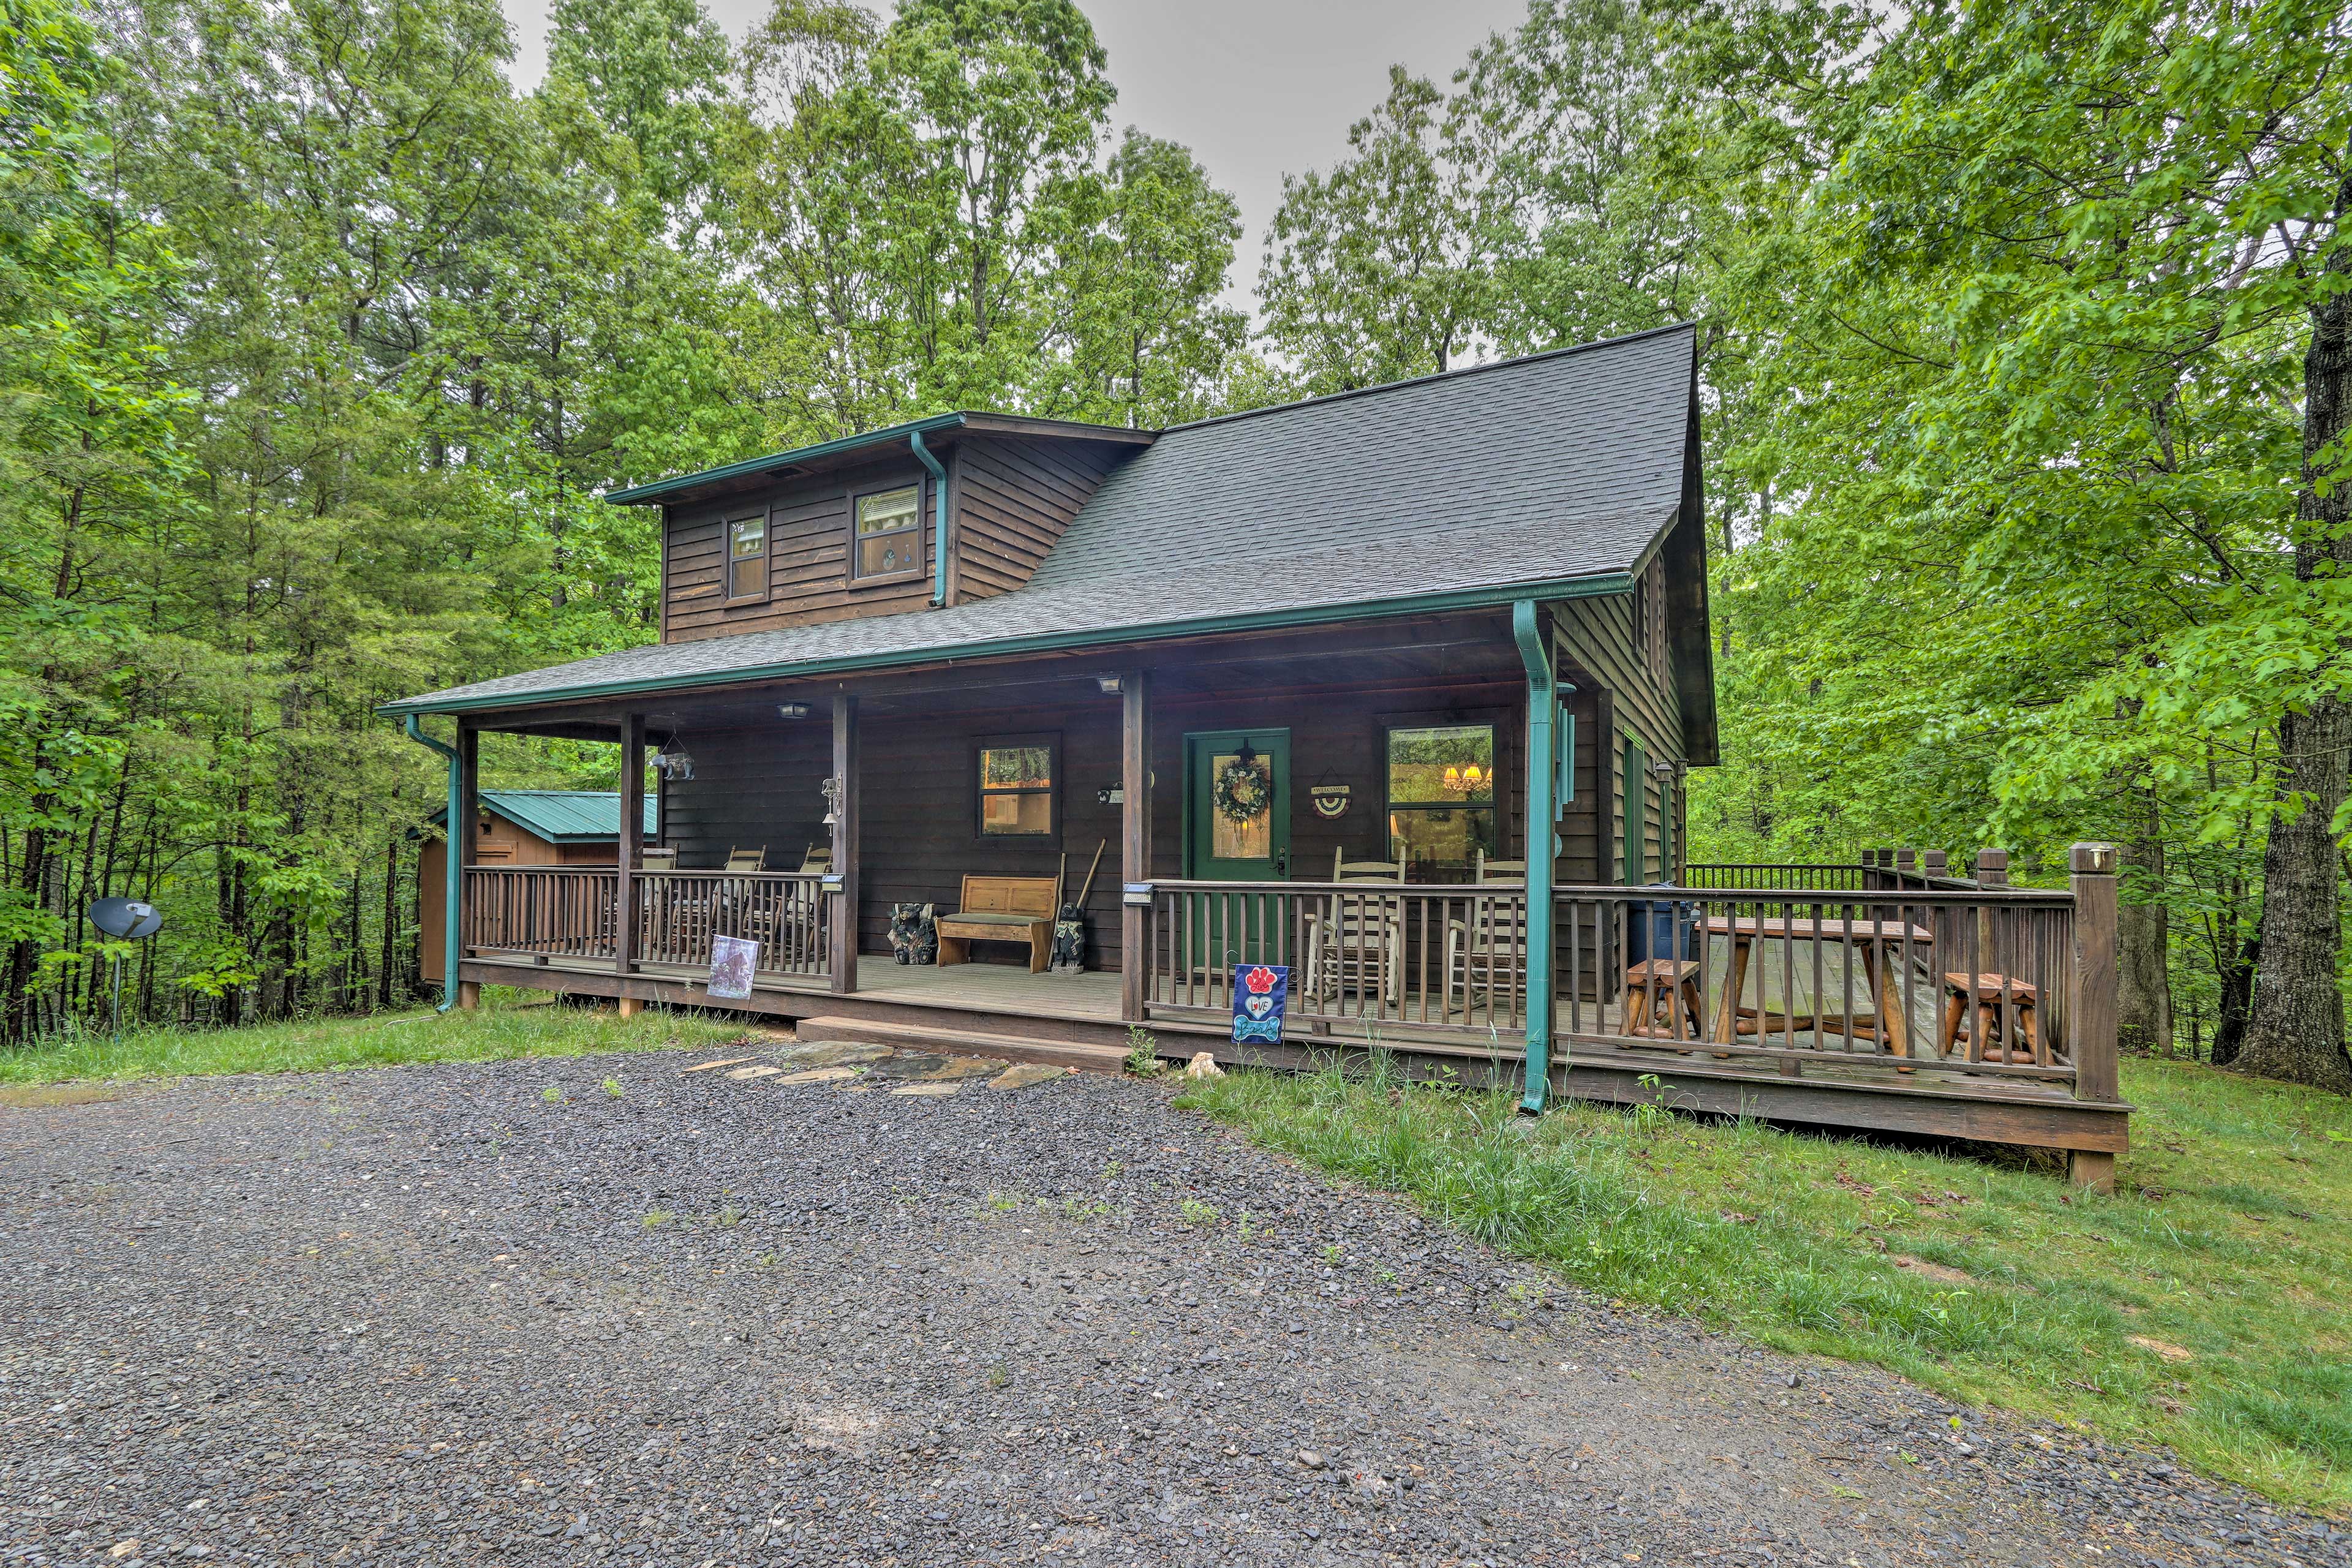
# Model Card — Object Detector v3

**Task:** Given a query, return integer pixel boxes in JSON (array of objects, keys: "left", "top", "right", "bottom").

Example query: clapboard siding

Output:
[
  {"left": 663, "top": 456, "right": 940, "bottom": 644},
  {"left": 951, "top": 437, "right": 1118, "bottom": 603},
  {"left": 659, "top": 436, "right": 1129, "bottom": 641},
  {"left": 1553, "top": 587, "right": 1683, "bottom": 884}
]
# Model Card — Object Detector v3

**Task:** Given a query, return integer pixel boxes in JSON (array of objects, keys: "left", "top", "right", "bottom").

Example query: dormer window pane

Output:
[
  {"left": 727, "top": 516, "right": 766, "bottom": 600},
  {"left": 855, "top": 485, "right": 922, "bottom": 581}
]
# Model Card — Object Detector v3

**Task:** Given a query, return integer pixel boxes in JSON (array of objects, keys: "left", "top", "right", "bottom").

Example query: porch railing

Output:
[
  {"left": 461, "top": 867, "right": 830, "bottom": 984},
  {"left": 465, "top": 867, "right": 620, "bottom": 963},
  {"left": 637, "top": 870, "right": 831, "bottom": 980},
  {"left": 1143, "top": 876, "right": 2090, "bottom": 1091},
  {"left": 1144, "top": 880, "right": 1538, "bottom": 1035}
]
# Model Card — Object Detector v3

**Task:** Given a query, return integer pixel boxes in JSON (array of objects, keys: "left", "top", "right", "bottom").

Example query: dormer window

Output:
[
  {"left": 854, "top": 484, "right": 922, "bottom": 581},
  {"left": 726, "top": 515, "right": 767, "bottom": 601}
]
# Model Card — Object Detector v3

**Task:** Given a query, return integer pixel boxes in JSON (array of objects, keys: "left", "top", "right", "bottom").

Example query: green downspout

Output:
[
  {"left": 1512, "top": 600, "right": 1556, "bottom": 1114},
  {"left": 911, "top": 429, "right": 949, "bottom": 608},
  {"left": 402, "top": 715, "right": 463, "bottom": 1012}
]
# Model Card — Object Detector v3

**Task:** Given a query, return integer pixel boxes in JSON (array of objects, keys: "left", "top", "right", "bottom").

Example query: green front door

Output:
[{"left": 1184, "top": 731, "right": 1291, "bottom": 970}]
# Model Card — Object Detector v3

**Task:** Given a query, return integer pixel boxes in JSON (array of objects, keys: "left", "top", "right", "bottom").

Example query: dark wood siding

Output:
[
  {"left": 662, "top": 456, "right": 941, "bottom": 644},
  {"left": 1553, "top": 590, "right": 1681, "bottom": 884},
  {"left": 949, "top": 436, "right": 1118, "bottom": 604}
]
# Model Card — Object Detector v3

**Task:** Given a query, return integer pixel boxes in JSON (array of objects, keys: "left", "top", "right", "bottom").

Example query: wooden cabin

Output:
[
  {"left": 417, "top": 790, "right": 656, "bottom": 983},
  {"left": 385, "top": 326, "right": 2127, "bottom": 1183}
]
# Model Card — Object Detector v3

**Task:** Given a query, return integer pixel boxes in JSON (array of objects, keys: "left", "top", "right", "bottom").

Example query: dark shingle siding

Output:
[{"left": 388, "top": 326, "right": 1695, "bottom": 712}]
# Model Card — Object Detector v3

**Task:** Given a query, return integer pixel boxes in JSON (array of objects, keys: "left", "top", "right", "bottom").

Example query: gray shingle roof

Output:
[{"left": 384, "top": 325, "right": 1695, "bottom": 715}]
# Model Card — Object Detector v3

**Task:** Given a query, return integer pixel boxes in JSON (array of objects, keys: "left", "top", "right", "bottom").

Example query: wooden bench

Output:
[{"left": 935, "top": 874, "right": 1058, "bottom": 973}]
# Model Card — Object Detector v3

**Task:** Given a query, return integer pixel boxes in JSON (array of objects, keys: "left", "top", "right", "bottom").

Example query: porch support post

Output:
[
  {"left": 1512, "top": 601, "right": 1556, "bottom": 1114},
  {"left": 2067, "top": 841, "right": 2120, "bottom": 1192},
  {"left": 829, "top": 694, "right": 859, "bottom": 993},
  {"left": 455, "top": 721, "right": 481, "bottom": 1011},
  {"left": 1119, "top": 670, "right": 1150, "bottom": 1024},
  {"left": 615, "top": 712, "right": 644, "bottom": 1018}
]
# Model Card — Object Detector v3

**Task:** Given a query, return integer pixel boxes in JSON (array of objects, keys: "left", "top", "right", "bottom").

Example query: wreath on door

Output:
[{"left": 1212, "top": 755, "right": 1271, "bottom": 825}]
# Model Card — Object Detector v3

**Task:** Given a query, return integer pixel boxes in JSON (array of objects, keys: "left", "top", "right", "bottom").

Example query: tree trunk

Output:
[
  {"left": 2117, "top": 829, "right": 2172, "bottom": 1055},
  {"left": 2213, "top": 935, "right": 2257, "bottom": 1066},
  {"left": 2239, "top": 163, "right": 2352, "bottom": 1095}
]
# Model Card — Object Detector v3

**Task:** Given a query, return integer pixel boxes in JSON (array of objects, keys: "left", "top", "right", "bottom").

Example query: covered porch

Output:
[{"left": 432, "top": 610, "right": 2126, "bottom": 1183}]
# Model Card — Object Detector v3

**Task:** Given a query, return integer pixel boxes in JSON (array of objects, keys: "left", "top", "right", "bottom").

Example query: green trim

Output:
[
  {"left": 603, "top": 413, "right": 970, "bottom": 506},
  {"left": 377, "top": 573, "right": 1634, "bottom": 719},
  {"left": 401, "top": 715, "right": 464, "bottom": 1012},
  {"left": 1512, "top": 599, "right": 1556, "bottom": 1115},
  {"left": 910, "top": 428, "right": 949, "bottom": 608}
]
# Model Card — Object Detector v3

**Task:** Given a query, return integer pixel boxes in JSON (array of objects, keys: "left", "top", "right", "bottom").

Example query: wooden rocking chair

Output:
[
  {"left": 1444, "top": 852, "right": 1528, "bottom": 1023},
  {"left": 1304, "top": 848, "right": 1404, "bottom": 1008}
]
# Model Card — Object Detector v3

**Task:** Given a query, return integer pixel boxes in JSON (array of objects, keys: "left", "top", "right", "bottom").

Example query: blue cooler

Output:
[{"left": 1625, "top": 884, "right": 1700, "bottom": 965}]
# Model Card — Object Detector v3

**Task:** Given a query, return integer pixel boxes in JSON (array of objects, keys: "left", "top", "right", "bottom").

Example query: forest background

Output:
[{"left": 6, "top": 0, "right": 2351, "bottom": 1091}]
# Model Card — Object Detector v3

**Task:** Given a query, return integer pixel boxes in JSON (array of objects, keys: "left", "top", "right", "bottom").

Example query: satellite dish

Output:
[{"left": 88, "top": 897, "right": 162, "bottom": 940}]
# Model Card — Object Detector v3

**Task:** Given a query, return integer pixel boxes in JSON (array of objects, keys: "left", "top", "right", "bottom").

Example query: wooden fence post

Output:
[
  {"left": 615, "top": 712, "right": 644, "bottom": 1018},
  {"left": 1973, "top": 849, "right": 2008, "bottom": 886},
  {"left": 2068, "top": 841, "right": 2120, "bottom": 1192},
  {"left": 1921, "top": 850, "right": 1948, "bottom": 876}
]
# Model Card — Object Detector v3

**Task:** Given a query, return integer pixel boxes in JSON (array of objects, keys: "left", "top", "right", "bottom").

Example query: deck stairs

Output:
[{"left": 793, "top": 1016, "right": 1132, "bottom": 1077}]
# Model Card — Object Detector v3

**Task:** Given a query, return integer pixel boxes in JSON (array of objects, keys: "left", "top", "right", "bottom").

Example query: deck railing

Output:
[
  {"left": 636, "top": 869, "right": 830, "bottom": 980},
  {"left": 1143, "top": 880, "right": 1537, "bottom": 1035},
  {"left": 1142, "top": 874, "right": 2098, "bottom": 1093},
  {"left": 461, "top": 866, "right": 829, "bottom": 983},
  {"left": 464, "top": 867, "right": 620, "bottom": 963},
  {"left": 1683, "top": 863, "right": 1868, "bottom": 892}
]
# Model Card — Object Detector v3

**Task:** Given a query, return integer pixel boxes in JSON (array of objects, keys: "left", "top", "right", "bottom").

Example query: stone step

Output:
[{"left": 792, "top": 1016, "right": 1131, "bottom": 1077}]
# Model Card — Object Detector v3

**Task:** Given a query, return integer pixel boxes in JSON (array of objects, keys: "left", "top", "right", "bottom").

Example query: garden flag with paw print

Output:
[{"left": 1232, "top": 963, "right": 1289, "bottom": 1046}]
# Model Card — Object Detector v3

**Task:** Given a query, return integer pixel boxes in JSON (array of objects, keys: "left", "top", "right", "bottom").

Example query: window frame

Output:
[
  {"left": 973, "top": 731, "right": 1058, "bottom": 842},
  {"left": 723, "top": 511, "right": 771, "bottom": 605},
  {"left": 850, "top": 481, "right": 927, "bottom": 586},
  {"left": 1381, "top": 718, "right": 1503, "bottom": 878}
]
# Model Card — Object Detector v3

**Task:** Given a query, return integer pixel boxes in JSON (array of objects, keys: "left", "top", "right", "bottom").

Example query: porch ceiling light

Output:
[
  {"left": 1095, "top": 674, "right": 1123, "bottom": 695},
  {"left": 777, "top": 701, "right": 812, "bottom": 719}
]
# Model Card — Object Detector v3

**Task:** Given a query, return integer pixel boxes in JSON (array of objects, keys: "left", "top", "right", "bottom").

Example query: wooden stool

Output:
[
  {"left": 1939, "top": 972, "right": 2040, "bottom": 1063},
  {"left": 1624, "top": 959, "right": 1705, "bottom": 1042}
]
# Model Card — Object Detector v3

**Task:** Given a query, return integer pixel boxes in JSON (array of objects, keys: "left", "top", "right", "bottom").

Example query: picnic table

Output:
[{"left": 1701, "top": 915, "right": 1936, "bottom": 1058}]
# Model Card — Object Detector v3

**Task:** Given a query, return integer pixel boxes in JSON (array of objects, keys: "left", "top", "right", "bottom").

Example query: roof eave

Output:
[{"left": 378, "top": 573, "right": 1635, "bottom": 720}]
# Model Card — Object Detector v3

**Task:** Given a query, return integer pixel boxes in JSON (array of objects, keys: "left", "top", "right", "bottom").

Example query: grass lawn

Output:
[
  {"left": 1177, "top": 1056, "right": 2352, "bottom": 1516},
  {"left": 0, "top": 994, "right": 750, "bottom": 1088}
]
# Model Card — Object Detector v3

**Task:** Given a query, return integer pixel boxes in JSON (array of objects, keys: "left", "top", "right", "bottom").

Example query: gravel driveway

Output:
[{"left": 0, "top": 1038, "right": 2342, "bottom": 1568}]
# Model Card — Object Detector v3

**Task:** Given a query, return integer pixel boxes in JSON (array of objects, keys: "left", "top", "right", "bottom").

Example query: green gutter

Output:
[
  {"left": 603, "top": 413, "right": 969, "bottom": 507},
  {"left": 377, "top": 573, "right": 1634, "bottom": 718},
  {"left": 401, "top": 715, "right": 464, "bottom": 1012},
  {"left": 1512, "top": 599, "right": 1556, "bottom": 1115},
  {"left": 910, "top": 428, "right": 949, "bottom": 608}
]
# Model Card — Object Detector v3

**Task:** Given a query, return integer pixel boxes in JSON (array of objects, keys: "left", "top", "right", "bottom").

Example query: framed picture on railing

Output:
[{"left": 708, "top": 934, "right": 758, "bottom": 1000}]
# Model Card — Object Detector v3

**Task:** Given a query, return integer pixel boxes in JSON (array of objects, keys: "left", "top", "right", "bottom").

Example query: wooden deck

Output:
[{"left": 461, "top": 945, "right": 2126, "bottom": 1159}]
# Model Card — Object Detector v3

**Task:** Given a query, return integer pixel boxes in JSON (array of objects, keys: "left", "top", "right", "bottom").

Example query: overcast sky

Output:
[{"left": 497, "top": 0, "right": 1527, "bottom": 302}]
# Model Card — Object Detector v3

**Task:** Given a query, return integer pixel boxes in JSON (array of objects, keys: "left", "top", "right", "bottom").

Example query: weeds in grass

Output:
[
  {"left": 1124, "top": 1027, "right": 1164, "bottom": 1078},
  {"left": 1179, "top": 1197, "right": 1219, "bottom": 1226},
  {"left": 601, "top": 1078, "right": 624, "bottom": 1098},
  {"left": 979, "top": 1191, "right": 1024, "bottom": 1214},
  {"left": 710, "top": 1205, "right": 745, "bottom": 1229},
  {"left": 641, "top": 1210, "right": 674, "bottom": 1228},
  {"left": 1174, "top": 1057, "right": 2352, "bottom": 1514},
  {"left": 541, "top": 1085, "right": 567, "bottom": 1104},
  {"left": 984, "top": 1365, "right": 1010, "bottom": 1390}
]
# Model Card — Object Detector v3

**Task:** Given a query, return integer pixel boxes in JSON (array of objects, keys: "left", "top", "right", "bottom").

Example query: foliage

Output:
[
  {"left": 0, "top": 0, "right": 1247, "bottom": 1039},
  {"left": 1180, "top": 1058, "right": 2352, "bottom": 1513}
]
